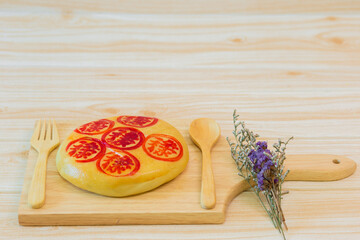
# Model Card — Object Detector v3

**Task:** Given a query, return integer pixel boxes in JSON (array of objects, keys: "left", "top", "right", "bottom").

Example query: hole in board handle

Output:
[{"left": 332, "top": 159, "right": 341, "bottom": 164}]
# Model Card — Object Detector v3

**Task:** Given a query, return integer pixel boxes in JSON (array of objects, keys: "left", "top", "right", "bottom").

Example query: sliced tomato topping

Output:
[
  {"left": 101, "top": 127, "right": 145, "bottom": 150},
  {"left": 117, "top": 115, "right": 158, "bottom": 128},
  {"left": 66, "top": 137, "right": 106, "bottom": 162},
  {"left": 75, "top": 119, "right": 114, "bottom": 135},
  {"left": 142, "top": 134, "right": 183, "bottom": 162},
  {"left": 96, "top": 150, "right": 140, "bottom": 177}
]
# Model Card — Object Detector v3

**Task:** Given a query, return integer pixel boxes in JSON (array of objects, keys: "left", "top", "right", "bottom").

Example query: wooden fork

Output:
[{"left": 28, "top": 120, "right": 60, "bottom": 209}]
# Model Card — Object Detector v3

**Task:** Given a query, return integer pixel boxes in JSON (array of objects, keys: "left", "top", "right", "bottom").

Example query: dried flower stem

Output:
[{"left": 227, "top": 110, "right": 293, "bottom": 240}]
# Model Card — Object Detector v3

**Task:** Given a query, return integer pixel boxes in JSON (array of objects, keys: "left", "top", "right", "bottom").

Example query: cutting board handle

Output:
[
  {"left": 225, "top": 154, "right": 357, "bottom": 208},
  {"left": 285, "top": 154, "right": 356, "bottom": 181}
]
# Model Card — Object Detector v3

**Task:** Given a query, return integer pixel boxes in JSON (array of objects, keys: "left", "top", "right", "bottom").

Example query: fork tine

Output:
[
  {"left": 39, "top": 119, "right": 46, "bottom": 140},
  {"left": 46, "top": 120, "right": 52, "bottom": 140},
  {"left": 52, "top": 119, "right": 59, "bottom": 142},
  {"left": 31, "top": 120, "right": 41, "bottom": 142}
]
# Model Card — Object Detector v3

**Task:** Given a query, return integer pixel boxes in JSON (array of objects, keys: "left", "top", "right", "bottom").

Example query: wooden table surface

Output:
[{"left": 1, "top": 0, "right": 360, "bottom": 239}]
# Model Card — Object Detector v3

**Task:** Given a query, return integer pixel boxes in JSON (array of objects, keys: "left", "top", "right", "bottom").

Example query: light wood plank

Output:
[
  {"left": 1, "top": 0, "right": 360, "bottom": 238},
  {"left": 1, "top": 14, "right": 359, "bottom": 69},
  {"left": 1, "top": 0, "right": 360, "bottom": 14}
]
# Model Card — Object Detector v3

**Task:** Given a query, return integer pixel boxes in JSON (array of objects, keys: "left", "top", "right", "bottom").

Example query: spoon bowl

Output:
[{"left": 189, "top": 118, "right": 221, "bottom": 150}]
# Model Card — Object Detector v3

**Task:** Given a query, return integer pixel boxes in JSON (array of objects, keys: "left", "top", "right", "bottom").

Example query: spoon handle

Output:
[{"left": 200, "top": 148, "right": 216, "bottom": 209}]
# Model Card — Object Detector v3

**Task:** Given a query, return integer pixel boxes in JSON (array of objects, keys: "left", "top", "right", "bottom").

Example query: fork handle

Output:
[{"left": 28, "top": 151, "right": 49, "bottom": 209}]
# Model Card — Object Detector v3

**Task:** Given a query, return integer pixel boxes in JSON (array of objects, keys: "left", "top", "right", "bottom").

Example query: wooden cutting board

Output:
[{"left": 18, "top": 119, "right": 356, "bottom": 226}]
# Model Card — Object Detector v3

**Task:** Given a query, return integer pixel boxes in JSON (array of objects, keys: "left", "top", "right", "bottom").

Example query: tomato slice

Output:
[
  {"left": 101, "top": 127, "right": 145, "bottom": 150},
  {"left": 75, "top": 119, "right": 114, "bottom": 135},
  {"left": 142, "top": 134, "right": 183, "bottom": 162},
  {"left": 96, "top": 150, "right": 140, "bottom": 177},
  {"left": 117, "top": 115, "right": 158, "bottom": 128},
  {"left": 66, "top": 137, "right": 106, "bottom": 162}
]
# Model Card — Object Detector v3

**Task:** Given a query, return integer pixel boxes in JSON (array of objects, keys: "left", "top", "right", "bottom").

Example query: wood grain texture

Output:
[
  {"left": 1, "top": 0, "right": 360, "bottom": 238},
  {"left": 1, "top": 0, "right": 360, "bottom": 14},
  {"left": 18, "top": 120, "right": 356, "bottom": 226}
]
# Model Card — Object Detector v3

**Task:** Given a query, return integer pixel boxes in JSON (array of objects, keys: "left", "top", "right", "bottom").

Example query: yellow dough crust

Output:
[{"left": 56, "top": 116, "right": 189, "bottom": 197}]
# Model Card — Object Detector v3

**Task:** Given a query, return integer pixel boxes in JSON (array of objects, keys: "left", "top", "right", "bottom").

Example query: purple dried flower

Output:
[
  {"left": 257, "top": 174, "right": 264, "bottom": 189},
  {"left": 228, "top": 112, "right": 292, "bottom": 238},
  {"left": 248, "top": 149, "right": 256, "bottom": 162},
  {"left": 256, "top": 141, "right": 268, "bottom": 150},
  {"left": 248, "top": 141, "right": 274, "bottom": 190}
]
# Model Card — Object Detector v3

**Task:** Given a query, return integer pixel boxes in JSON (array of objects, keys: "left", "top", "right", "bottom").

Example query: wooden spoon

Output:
[{"left": 189, "top": 118, "right": 221, "bottom": 209}]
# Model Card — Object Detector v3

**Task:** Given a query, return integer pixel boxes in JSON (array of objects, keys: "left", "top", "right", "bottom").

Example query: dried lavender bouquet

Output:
[{"left": 227, "top": 110, "right": 293, "bottom": 239}]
